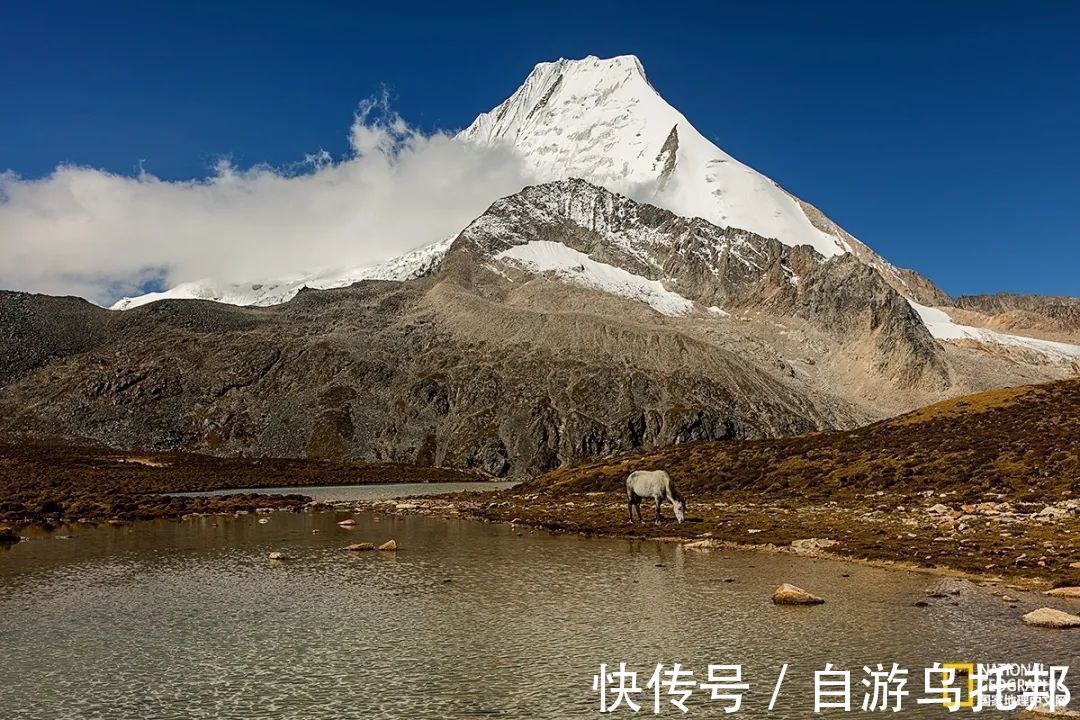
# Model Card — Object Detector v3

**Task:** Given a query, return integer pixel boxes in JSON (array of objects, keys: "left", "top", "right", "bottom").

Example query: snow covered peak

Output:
[
  {"left": 459, "top": 54, "right": 850, "bottom": 259},
  {"left": 461, "top": 55, "right": 651, "bottom": 146}
]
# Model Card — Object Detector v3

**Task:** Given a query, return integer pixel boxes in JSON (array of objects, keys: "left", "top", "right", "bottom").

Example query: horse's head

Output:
[{"left": 673, "top": 497, "right": 686, "bottom": 523}]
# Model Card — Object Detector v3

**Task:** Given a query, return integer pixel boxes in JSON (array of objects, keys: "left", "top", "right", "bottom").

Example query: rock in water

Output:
[
  {"left": 345, "top": 543, "right": 374, "bottom": 551},
  {"left": 772, "top": 583, "right": 825, "bottom": 605},
  {"left": 378, "top": 540, "right": 398, "bottom": 551},
  {"left": 337, "top": 519, "right": 357, "bottom": 527},
  {"left": 268, "top": 551, "right": 290, "bottom": 561},
  {"left": 0, "top": 527, "right": 20, "bottom": 544},
  {"left": 1043, "top": 586, "right": 1080, "bottom": 599},
  {"left": 1022, "top": 607, "right": 1080, "bottom": 628}
]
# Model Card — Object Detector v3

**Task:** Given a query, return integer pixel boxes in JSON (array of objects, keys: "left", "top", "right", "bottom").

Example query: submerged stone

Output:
[{"left": 345, "top": 543, "right": 374, "bottom": 552}]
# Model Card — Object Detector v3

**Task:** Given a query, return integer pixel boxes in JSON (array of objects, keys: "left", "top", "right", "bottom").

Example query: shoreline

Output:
[
  {"left": 4, "top": 487, "right": 1077, "bottom": 595},
  {"left": 346, "top": 489, "right": 1080, "bottom": 590},
  {"left": 2, "top": 439, "right": 1076, "bottom": 591},
  {"left": 0, "top": 439, "right": 484, "bottom": 527}
]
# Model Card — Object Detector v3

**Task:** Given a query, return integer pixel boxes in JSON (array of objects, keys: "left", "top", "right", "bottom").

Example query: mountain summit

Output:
[
  {"left": 461, "top": 55, "right": 864, "bottom": 259},
  {"left": 111, "top": 54, "right": 920, "bottom": 310},
  {"left": 107, "top": 55, "right": 1077, "bottom": 365}
]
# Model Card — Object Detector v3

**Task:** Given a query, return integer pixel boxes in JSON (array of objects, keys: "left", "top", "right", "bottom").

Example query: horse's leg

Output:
[
  {"left": 627, "top": 494, "right": 635, "bottom": 524},
  {"left": 654, "top": 496, "right": 662, "bottom": 523},
  {"left": 635, "top": 502, "right": 643, "bottom": 524}
]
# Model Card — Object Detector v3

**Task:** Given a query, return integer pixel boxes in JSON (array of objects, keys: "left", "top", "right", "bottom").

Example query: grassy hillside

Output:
[{"left": 532, "top": 378, "right": 1079, "bottom": 501}]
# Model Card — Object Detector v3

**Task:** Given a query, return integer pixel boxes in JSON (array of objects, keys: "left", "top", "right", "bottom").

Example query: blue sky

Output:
[{"left": 2, "top": 1, "right": 1078, "bottom": 297}]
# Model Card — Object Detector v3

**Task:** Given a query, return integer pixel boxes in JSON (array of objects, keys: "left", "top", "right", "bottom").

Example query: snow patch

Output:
[
  {"left": 495, "top": 240, "right": 694, "bottom": 316},
  {"left": 909, "top": 300, "right": 1080, "bottom": 360},
  {"left": 112, "top": 236, "right": 455, "bottom": 310}
]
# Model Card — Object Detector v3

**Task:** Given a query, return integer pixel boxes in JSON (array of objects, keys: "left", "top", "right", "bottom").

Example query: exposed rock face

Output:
[
  {"left": 952, "top": 293, "right": 1080, "bottom": 342},
  {"left": 957, "top": 293, "right": 1080, "bottom": 323},
  {"left": 445, "top": 180, "right": 950, "bottom": 394},
  {"left": 789, "top": 195, "right": 952, "bottom": 307},
  {"left": 0, "top": 280, "right": 839, "bottom": 477}
]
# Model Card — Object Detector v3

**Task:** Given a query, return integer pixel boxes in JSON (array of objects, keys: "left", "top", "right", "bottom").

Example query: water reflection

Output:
[
  {"left": 175, "top": 480, "right": 519, "bottom": 502},
  {"left": 0, "top": 510, "right": 1076, "bottom": 718}
]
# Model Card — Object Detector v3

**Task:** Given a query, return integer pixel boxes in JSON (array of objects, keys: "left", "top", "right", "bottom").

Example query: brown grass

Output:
[
  {"left": 530, "top": 377, "right": 1080, "bottom": 502},
  {"left": 0, "top": 439, "right": 481, "bottom": 525}
]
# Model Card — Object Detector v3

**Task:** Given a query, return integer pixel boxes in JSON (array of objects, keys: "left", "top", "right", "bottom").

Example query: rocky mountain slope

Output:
[
  {"left": 532, "top": 376, "right": 1080, "bottom": 499},
  {"left": 947, "top": 293, "right": 1080, "bottom": 342},
  {"left": 3, "top": 55, "right": 1076, "bottom": 479},
  {"left": 110, "top": 55, "right": 1073, "bottom": 369},
  {"left": 1, "top": 180, "right": 1074, "bottom": 477},
  {"left": 451, "top": 377, "right": 1080, "bottom": 579}
]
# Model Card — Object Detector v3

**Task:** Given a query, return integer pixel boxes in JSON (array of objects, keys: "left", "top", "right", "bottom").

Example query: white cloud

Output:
[{"left": 0, "top": 96, "right": 534, "bottom": 305}]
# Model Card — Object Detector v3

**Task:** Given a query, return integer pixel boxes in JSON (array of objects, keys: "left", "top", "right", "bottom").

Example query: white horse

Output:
[{"left": 626, "top": 470, "right": 686, "bottom": 524}]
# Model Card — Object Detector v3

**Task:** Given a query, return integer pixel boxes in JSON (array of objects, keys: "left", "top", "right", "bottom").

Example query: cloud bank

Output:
[{"left": 0, "top": 97, "right": 534, "bottom": 305}]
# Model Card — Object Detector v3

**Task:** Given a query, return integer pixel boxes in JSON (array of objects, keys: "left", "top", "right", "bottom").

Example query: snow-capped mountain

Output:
[
  {"left": 115, "top": 54, "right": 867, "bottom": 311},
  {"left": 110, "top": 54, "right": 1078, "bottom": 364},
  {"left": 460, "top": 55, "right": 851, "bottom": 259}
]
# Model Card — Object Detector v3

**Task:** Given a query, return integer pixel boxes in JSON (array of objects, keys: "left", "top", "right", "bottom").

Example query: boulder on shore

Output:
[
  {"left": 378, "top": 540, "right": 398, "bottom": 551},
  {"left": 772, "top": 583, "right": 825, "bottom": 605},
  {"left": 345, "top": 543, "right": 375, "bottom": 552},
  {"left": 268, "top": 551, "right": 290, "bottom": 561},
  {"left": 1022, "top": 607, "right": 1080, "bottom": 628},
  {"left": 790, "top": 538, "right": 839, "bottom": 554},
  {"left": 683, "top": 539, "right": 720, "bottom": 550},
  {"left": 1043, "top": 587, "right": 1080, "bottom": 599}
]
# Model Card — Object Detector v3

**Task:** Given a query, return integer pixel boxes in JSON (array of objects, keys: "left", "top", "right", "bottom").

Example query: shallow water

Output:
[
  {"left": 0, "top": 503, "right": 1076, "bottom": 718},
  {"left": 176, "top": 480, "right": 519, "bottom": 502}
]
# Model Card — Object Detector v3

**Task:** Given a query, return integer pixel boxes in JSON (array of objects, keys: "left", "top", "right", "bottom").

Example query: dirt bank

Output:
[{"left": 0, "top": 438, "right": 481, "bottom": 526}]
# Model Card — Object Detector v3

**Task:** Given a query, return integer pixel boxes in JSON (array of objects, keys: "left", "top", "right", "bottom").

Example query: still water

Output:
[
  {"left": 176, "top": 480, "right": 519, "bottom": 502},
  {"left": 0, "top": 488, "right": 1076, "bottom": 719}
]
